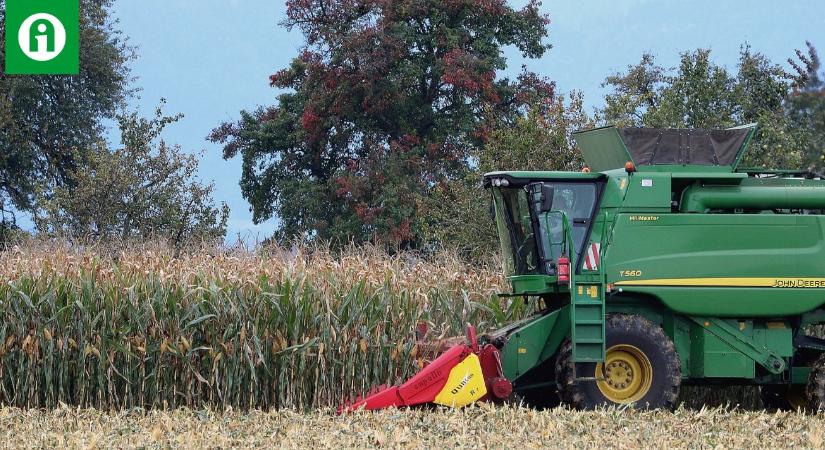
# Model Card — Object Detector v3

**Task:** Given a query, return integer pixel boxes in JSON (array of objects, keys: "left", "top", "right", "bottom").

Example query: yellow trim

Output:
[
  {"left": 433, "top": 354, "right": 487, "bottom": 407},
  {"left": 614, "top": 277, "right": 825, "bottom": 288}
]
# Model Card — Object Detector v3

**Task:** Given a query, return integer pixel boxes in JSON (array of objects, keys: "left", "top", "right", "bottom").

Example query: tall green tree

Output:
[
  {"left": 211, "top": 0, "right": 554, "bottom": 247},
  {"left": 0, "top": 0, "right": 133, "bottom": 230},
  {"left": 601, "top": 47, "right": 806, "bottom": 169},
  {"left": 425, "top": 92, "right": 594, "bottom": 260},
  {"left": 787, "top": 42, "right": 825, "bottom": 168},
  {"left": 37, "top": 103, "right": 229, "bottom": 246}
]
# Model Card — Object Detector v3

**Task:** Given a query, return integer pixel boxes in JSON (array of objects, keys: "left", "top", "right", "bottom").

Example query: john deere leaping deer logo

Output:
[{"left": 17, "top": 13, "right": 67, "bottom": 62}]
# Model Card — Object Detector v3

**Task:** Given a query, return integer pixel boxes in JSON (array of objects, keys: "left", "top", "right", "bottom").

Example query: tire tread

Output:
[{"left": 555, "top": 313, "right": 681, "bottom": 410}]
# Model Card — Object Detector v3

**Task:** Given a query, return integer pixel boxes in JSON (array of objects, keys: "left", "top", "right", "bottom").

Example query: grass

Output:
[
  {"left": 1, "top": 404, "right": 824, "bottom": 449},
  {"left": 0, "top": 240, "right": 526, "bottom": 410}
]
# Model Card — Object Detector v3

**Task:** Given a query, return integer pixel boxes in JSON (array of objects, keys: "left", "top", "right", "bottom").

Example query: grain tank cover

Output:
[{"left": 573, "top": 124, "right": 756, "bottom": 173}]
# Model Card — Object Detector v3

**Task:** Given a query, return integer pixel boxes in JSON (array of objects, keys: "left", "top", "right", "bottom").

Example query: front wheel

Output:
[
  {"left": 556, "top": 314, "right": 681, "bottom": 410},
  {"left": 806, "top": 353, "right": 825, "bottom": 411}
]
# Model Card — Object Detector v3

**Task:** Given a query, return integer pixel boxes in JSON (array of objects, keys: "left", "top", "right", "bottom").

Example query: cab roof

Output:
[{"left": 482, "top": 170, "right": 604, "bottom": 188}]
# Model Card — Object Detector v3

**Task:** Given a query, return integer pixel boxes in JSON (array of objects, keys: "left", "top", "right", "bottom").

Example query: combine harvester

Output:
[{"left": 343, "top": 124, "right": 825, "bottom": 411}]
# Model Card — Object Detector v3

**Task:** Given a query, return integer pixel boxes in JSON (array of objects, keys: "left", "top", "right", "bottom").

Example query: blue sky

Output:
[{"left": 112, "top": 0, "right": 825, "bottom": 241}]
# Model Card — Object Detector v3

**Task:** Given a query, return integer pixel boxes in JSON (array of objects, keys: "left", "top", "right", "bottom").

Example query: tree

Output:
[
  {"left": 36, "top": 102, "right": 229, "bottom": 246},
  {"left": 601, "top": 47, "right": 806, "bottom": 169},
  {"left": 476, "top": 92, "right": 591, "bottom": 173},
  {"left": 211, "top": 0, "right": 554, "bottom": 248},
  {"left": 600, "top": 54, "right": 665, "bottom": 128},
  {"left": 424, "top": 92, "right": 594, "bottom": 260},
  {"left": 787, "top": 42, "right": 825, "bottom": 168},
  {"left": 0, "top": 0, "right": 133, "bottom": 231}
]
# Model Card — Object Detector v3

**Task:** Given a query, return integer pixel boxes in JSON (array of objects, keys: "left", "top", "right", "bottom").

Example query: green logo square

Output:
[{"left": 4, "top": 0, "right": 79, "bottom": 74}]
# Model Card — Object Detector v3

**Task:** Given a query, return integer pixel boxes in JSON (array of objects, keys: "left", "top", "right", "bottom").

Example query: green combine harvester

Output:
[{"left": 342, "top": 124, "right": 825, "bottom": 412}]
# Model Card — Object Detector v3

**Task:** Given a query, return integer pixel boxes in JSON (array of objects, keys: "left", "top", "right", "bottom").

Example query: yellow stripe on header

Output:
[{"left": 614, "top": 278, "right": 825, "bottom": 288}]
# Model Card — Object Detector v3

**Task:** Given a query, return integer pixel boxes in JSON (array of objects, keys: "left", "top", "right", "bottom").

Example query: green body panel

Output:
[
  {"left": 753, "top": 324, "right": 794, "bottom": 358},
  {"left": 501, "top": 306, "right": 570, "bottom": 382},
  {"left": 606, "top": 213, "right": 825, "bottom": 316},
  {"left": 691, "top": 328, "right": 755, "bottom": 378},
  {"left": 688, "top": 317, "right": 785, "bottom": 375},
  {"left": 619, "top": 172, "right": 671, "bottom": 211},
  {"left": 485, "top": 124, "right": 825, "bottom": 387},
  {"left": 662, "top": 312, "right": 692, "bottom": 378},
  {"left": 507, "top": 275, "right": 560, "bottom": 296},
  {"left": 617, "top": 288, "right": 825, "bottom": 317},
  {"left": 793, "top": 367, "right": 812, "bottom": 384}
]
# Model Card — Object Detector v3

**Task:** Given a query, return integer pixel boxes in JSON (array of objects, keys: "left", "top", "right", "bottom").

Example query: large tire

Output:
[
  {"left": 806, "top": 353, "right": 825, "bottom": 411},
  {"left": 556, "top": 314, "right": 681, "bottom": 410},
  {"left": 760, "top": 385, "right": 808, "bottom": 411}
]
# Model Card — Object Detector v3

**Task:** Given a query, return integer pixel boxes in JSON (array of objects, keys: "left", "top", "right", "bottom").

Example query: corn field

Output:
[{"left": 0, "top": 241, "right": 527, "bottom": 410}]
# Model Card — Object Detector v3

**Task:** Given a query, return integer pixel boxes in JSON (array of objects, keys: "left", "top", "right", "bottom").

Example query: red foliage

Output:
[
  {"left": 441, "top": 50, "right": 501, "bottom": 102},
  {"left": 388, "top": 219, "right": 412, "bottom": 242},
  {"left": 355, "top": 202, "right": 382, "bottom": 223},
  {"left": 208, "top": 122, "right": 242, "bottom": 158},
  {"left": 472, "top": 124, "right": 493, "bottom": 142},
  {"left": 442, "top": 50, "right": 489, "bottom": 92},
  {"left": 515, "top": 68, "right": 556, "bottom": 107},
  {"left": 335, "top": 176, "right": 354, "bottom": 197},
  {"left": 260, "top": 107, "right": 279, "bottom": 122},
  {"left": 301, "top": 108, "right": 322, "bottom": 134},
  {"left": 269, "top": 69, "right": 292, "bottom": 88},
  {"left": 443, "top": 0, "right": 507, "bottom": 15}
]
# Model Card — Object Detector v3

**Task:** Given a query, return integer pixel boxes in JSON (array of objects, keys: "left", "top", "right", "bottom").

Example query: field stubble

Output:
[{"left": 1, "top": 404, "right": 824, "bottom": 449}]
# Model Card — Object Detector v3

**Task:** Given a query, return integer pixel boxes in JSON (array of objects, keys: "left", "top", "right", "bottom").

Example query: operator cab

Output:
[{"left": 484, "top": 172, "right": 604, "bottom": 283}]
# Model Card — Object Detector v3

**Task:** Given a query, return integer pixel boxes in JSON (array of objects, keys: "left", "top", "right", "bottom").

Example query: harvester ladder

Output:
[
  {"left": 567, "top": 210, "right": 607, "bottom": 364},
  {"left": 571, "top": 276, "right": 605, "bottom": 363}
]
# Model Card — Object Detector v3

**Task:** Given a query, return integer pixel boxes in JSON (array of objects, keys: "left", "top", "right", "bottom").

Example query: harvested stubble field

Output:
[{"left": 1, "top": 405, "right": 824, "bottom": 449}]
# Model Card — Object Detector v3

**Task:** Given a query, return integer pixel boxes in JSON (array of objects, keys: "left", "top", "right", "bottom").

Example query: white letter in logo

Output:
[{"left": 18, "top": 13, "right": 67, "bottom": 62}]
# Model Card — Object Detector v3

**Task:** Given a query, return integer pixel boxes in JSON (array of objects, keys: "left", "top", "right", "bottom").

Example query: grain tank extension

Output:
[{"left": 341, "top": 124, "right": 825, "bottom": 411}]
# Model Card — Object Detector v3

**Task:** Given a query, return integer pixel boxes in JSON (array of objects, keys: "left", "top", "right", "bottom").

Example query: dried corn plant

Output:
[{"left": 0, "top": 240, "right": 521, "bottom": 410}]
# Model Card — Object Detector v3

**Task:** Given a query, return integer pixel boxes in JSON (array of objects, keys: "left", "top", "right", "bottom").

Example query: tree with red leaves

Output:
[{"left": 211, "top": 0, "right": 554, "bottom": 247}]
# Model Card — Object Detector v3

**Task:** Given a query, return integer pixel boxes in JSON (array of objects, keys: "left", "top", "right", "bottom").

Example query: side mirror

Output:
[
  {"left": 540, "top": 184, "right": 555, "bottom": 212},
  {"left": 528, "top": 183, "right": 555, "bottom": 213}
]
